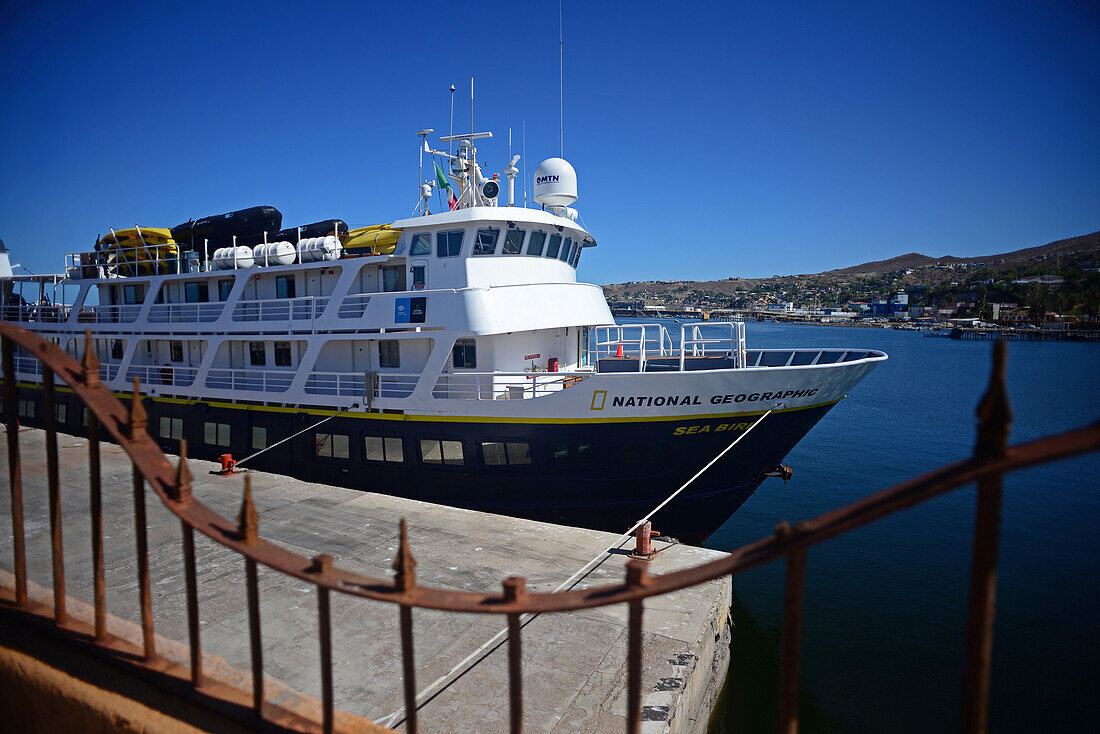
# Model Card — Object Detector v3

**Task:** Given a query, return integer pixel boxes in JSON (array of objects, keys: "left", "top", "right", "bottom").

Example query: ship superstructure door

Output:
[{"left": 410, "top": 260, "right": 428, "bottom": 291}]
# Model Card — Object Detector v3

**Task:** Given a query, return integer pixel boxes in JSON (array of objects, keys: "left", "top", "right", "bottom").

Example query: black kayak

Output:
[
  {"left": 273, "top": 219, "right": 348, "bottom": 243},
  {"left": 171, "top": 206, "right": 282, "bottom": 251}
]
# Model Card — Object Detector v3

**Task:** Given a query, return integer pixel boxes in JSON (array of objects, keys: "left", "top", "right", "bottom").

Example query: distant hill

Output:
[
  {"left": 828, "top": 231, "right": 1100, "bottom": 276},
  {"left": 602, "top": 230, "right": 1100, "bottom": 303}
]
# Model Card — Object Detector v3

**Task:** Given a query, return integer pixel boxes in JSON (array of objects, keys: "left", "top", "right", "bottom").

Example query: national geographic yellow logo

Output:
[{"left": 590, "top": 390, "right": 607, "bottom": 410}]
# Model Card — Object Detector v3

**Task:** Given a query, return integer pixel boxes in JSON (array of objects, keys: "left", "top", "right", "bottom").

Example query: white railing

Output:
[
  {"left": 336, "top": 294, "right": 372, "bottom": 319},
  {"left": 591, "top": 322, "right": 748, "bottom": 373},
  {"left": 148, "top": 302, "right": 225, "bottom": 324},
  {"left": 304, "top": 371, "right": 420, "bottom": 399},
  {"left": 125, "top": 364, "right": 199, "bottom": 388},
  {"left": 232, "top": 296, "right": 330, "bottom": 323},
  {"left": 680, "top": 322, "right": 747, "bottom": 370},
  {"left": 75, "top": 305, "right": 143, "bottom": 324},
  {"left": 205, "top": 368, "right": 295, "bottom": 393},
  {"left": 0, "top": 304, "right": 73, "bottom": 323},
  {"left": 99, "top": 363, "right": 121, "bottom": 381},
  {"left": 432, "top": 371, "right": 592, "bottom": 400}
]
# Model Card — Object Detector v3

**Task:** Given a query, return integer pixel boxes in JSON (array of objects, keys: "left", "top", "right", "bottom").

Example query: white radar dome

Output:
[{"left": 533, "top": 158, "right": 578, "bottom": 207}]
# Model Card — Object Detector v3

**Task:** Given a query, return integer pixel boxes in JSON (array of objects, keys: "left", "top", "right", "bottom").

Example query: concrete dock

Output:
[{"left": 1, "top": 428, "right": 731, "bottom": 733}]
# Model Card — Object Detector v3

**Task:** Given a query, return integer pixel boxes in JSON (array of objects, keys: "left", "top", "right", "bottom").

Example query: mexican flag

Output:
[{"left": 435, "top": 160, "right": 459, "bottom": 210}]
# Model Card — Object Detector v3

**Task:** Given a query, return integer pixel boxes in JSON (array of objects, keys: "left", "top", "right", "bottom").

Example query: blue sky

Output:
[{"left": 1, "top": 0, "right": 1097, "bottom": 284}]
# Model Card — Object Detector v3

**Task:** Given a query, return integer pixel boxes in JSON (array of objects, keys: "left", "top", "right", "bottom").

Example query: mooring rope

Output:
[
  {"left": 378, "top": 404, "right": 781, "bottom": 728},
  {"left": 230, "top": 403, "right": 360, "bottom": 470}
]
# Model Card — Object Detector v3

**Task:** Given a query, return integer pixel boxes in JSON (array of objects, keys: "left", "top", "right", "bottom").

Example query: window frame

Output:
[
  {"left": 545, "top": 233, "right": 562, "bottom": 259},
  {"left": 526, "top": 231, "right": 546, "bottom": 256},
  {"left": 409, "top": 233, "right": 431, "bottom": 256},
  {"left": 364, "top": 435, "right": 404, "bottom": 463},
  {"left": 480, "top": 440, "right": 533, "bottom": 467},
  {"left": 184, "top": 281, "right": 209, "bottom": 303},
  {"left": 315, "top": 432, "right": 351, "bottom": 459},
  {"left": 502, "top": 228, "right": 526, "bottom": 255},
  {"left": 275, "top": 275, "right": 296, "bottom": 299},
  {"left": 249, "top": 341, "right": 266, "bottom": 366},
  {"left": 419, "top": 438, "right": 465, "bottom": 466},
  {"left": 437, "top": 230, "right": 464, "bottom": 258},
  {"left": 452, "top": 338, "right": 476, "bottom": 369},
  {"left": 273, "top": 341, "right": 292, "bottom": 367},
  {"left": 472, "top": 228, "right": 500, "bottom": 256},
  {"left": 170, "top": 341, "right": 184, "bottom": 362},
  {"left": 379, "top": 340, "right": 401, "bottom": 369}
]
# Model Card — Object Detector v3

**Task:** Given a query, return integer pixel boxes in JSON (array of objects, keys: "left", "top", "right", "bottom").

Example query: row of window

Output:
[{"left": 408, "top": 228, "right": 583, "bottom": 267}]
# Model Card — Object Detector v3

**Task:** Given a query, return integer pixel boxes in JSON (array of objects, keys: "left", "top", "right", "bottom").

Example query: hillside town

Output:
[{"left": 604, "top": 232, "right": 1100, "bottom": 335}]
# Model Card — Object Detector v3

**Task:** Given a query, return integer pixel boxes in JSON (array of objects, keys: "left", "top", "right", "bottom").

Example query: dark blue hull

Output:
[{"left": 13, "top": 387, "right": 836, "bottom": 544}]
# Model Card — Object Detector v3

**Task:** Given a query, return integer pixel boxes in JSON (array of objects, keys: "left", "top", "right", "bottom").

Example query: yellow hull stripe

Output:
[{"left": 12, "top": 381, "right": 841, "bottom": 425}]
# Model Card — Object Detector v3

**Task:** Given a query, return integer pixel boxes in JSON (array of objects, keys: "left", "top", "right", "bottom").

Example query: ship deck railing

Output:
[
  {"left": 206, "top": 368, "right": 296, "bottom": 394},
  {"left": 126, "top": 363, "right": 199, "bottom": 388},
  {"left": 232, "top": 296, "right": 330, "bottom": 324},
  {"left": 592, "top": 322, "right": 749, "bottom": 373},
  {"left": 431, "top": 370, "right": 593, "bottom": 400},
  {"left": 304, "top": 371, "right": 420, "bottom": 400}
]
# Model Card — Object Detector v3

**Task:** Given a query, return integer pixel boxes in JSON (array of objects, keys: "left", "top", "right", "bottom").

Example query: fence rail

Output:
[{"left": 1, "top": 321, "right": 1097, "bottom": 734}]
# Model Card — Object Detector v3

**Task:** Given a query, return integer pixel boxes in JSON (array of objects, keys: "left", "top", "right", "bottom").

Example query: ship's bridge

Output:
[{"left": 389, "top": 207, "right": 595, "bottom": 291}]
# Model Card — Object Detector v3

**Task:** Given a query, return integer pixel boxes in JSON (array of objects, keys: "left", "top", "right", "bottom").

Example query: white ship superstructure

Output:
[{"left": 0, "top": 129, "right": 885, "bottom": 542}]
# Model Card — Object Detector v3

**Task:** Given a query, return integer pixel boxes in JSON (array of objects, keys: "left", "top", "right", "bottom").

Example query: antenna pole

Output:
[
  {"left": 449, "top": 84, "right": 455, "bottom": 157},
  {"left": 522, "top": 120, "right": 527, "bottom": 207},
  {"left": 470, "top": 76, "right": 474, "bottom": 145},
  {"left": 559, "top": 0, "right": 564, "bottom": 157}
]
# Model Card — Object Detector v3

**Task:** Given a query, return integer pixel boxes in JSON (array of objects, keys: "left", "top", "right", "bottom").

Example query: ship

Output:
[{"left": 0, "top": 129, "right": 886, "bottom": 543}]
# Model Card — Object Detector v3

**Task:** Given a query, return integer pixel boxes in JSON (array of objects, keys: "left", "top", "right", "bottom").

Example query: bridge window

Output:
[
  {"left": 559, "top": 238, "right": 572, "bottom": 261},
  {"left": 184, "top": 282, "right": 209, "bottom": 303},
  {"left": 527, "top": 231, "right": 546, "bottom": 256},
  {"left": 420, "top": 438, "right": 464, "bottom": 466},
  {"left": 545, "top": 234, "right": 562, "bottom": 259},
  {"left": 315, "top": 433, "right": 350, "bottom": 459},
  {"left": 276, "top": 275, "right": 296, "bottom": 299},
  {"left": 502, "top": 228, "right": 525, "bottom": 254},
  {"left": 379, "top": 340, "right": 400, "bottom": 368},
  {"left": 571, "top": 247, "right": 582, "bottom": 268},
  {"left": 410, "top": 233, "right": 431, "bottom": 255},
  {"left": 249, "top": 342, "right": 266, "bottom": 366},
  {"left": 203, "top": 422, "right": 230, "bottom": 447},
  {"left": 365, "top": 436, "right": 403, "bottom": 463},
  {"left": 481, "top": 441, "right": 532, "bottom": 466},
  {"left": 437, "top": 230, "right": 463, "bottom": 258},
  {"left": 252, "top": 426, "right": 267, "bottom": 450},
  {"left": 159, "top": 417, "right": 183, "bottom": 440},
  {"left": 472, "top": 228, "right": 500, "bottom": 256},
  {"left": 274, "top": 342, "right": 292, "bottom": 366},
  {"left": 452, "top": 338, "right": 476, "bottom": 369}
]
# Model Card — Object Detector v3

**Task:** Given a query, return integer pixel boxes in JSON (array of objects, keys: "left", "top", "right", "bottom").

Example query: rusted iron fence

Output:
[{"left": 1, "top": 322, "right": 1098, "bottom": 734}]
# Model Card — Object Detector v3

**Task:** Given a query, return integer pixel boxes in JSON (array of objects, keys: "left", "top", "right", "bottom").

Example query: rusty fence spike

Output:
[
  {"left": 504, "top": 576, "right": 527, "bottom": 734},
  {"left": 43, "top": 363, "right": 66, "bottom": 626},
  {"left": 2, "top": 335, "right": 27, "bottom": 606},
  {"left": 394, "top": 518, "right": 417, "bottom": 593},
  {"left": 962, "top": 342, "right": 1013, "bottom": 734},
  {"left": 175, "top": 439, "right": 193, "bottom": 503},
  {"left": 81, "top": 329, "right": 100, "bottom": 388},
  {"left": 399, "top": 604, "right": 418, "bottom": 734},
  {"left": 129, "top": 376, "right": 147, "bottom": 440},
  {"left": 778, "top": 546, "right": 808, "bottom": 734},
  {"left": 237, "top": 475, "right": 259, "bottom": 544},
  {"left": 132, "top": 455, "right": 155, "bottom": 661},
  {"left": 88, "top": 403, "right": 105, "bottom": 640},
  {"left": 315, "top": 553, "right": 335, "bottom": 734},
  {"left": 182, "top": 520, "right": 202, "bottom": 688},
  {"left": 245, "top": 554, "right": 264, "bottom": 715}
]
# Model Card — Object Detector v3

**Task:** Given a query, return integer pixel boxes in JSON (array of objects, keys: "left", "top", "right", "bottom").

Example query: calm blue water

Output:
[{"left": 631, "top": 320, "right": 1099, "bottom": 733}]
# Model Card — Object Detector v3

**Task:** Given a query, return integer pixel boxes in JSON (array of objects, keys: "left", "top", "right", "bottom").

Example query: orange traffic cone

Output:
[{"left": 615, "top": 343, "right": 624, "bottom": 358}]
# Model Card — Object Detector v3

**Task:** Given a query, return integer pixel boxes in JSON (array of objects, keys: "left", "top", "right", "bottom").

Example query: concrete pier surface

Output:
[{"left": 1, "top": 428, "right": 731, "bottom": 733}]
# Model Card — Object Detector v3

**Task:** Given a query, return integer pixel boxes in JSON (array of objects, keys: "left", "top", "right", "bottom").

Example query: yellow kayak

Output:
[
  {"left": 99, "top": 227, "right": 175, "bottom": 247},
  {"left": 344, "top": 225, "right": 401, "bottom": 255}
]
